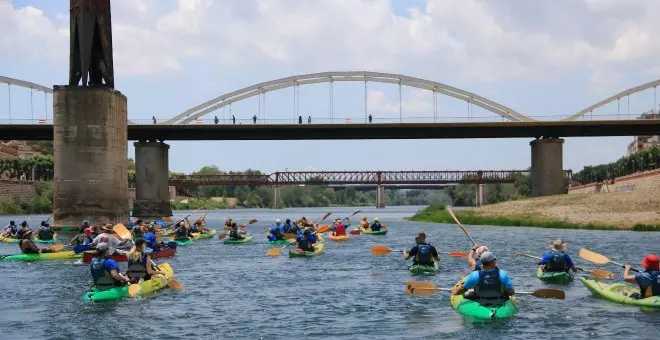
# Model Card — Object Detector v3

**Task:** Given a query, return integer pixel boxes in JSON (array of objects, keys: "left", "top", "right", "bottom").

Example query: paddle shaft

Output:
[
  {"left": 609, "top": 261, "right": 639, "bottom": 272},
  {"left": 447, "top": 208, "right": 477, "bottom": 246}
]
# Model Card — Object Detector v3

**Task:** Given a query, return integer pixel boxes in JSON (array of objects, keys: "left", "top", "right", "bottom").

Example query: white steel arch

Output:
[
  {"left": 0, "top": 76, "right": 52, "bottom": 93},
  {"left": 163, "top": 71, "right": 533, "bottom": 124},
  {"left": 564, "top": 79, "right": 660, "bottom": 121}
]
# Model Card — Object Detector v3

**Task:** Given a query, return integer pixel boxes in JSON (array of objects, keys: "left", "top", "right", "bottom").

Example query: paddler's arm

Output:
[
  {"left": 623, "top": 265, "right": 637, "bottom": 283},
  {"left": 467, "top": 246, "right": 477, "bottom": 269},
  {"left": 146, "top": 256, "right": 165, "bottom": 276},
  {"left": 402, "top": 249, "right": 412, "bottom": 260},
  {"left": 452, "top": 271, "right": 478, "bottom": 295},
  {"left": 110, "top": 269, "right": 131, "bottom": 284}
]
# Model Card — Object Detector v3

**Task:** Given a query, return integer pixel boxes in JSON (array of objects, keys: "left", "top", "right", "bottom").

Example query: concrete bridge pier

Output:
[
  {"left": 475, "top": 184, "right": 486, "bottom": 207},
  {"left": 273, "top": 186, "right": 282, "bottom": 209},
  {"left": 376, "top": 185, "right": 386, "bottom": 208},
  {"left": 53, "top": 86, "right": 130, "bottom": 226},
  {"left": 132, "top": 141, "right": 173, "bottom": 218},
  {"left": 530, "top": 138, "right": 565, "bottom": 196}
]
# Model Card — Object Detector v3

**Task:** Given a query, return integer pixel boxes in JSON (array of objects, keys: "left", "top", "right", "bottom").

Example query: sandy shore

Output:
[{"left": 474, "top": 190, "right": 660, "bottom": 229}]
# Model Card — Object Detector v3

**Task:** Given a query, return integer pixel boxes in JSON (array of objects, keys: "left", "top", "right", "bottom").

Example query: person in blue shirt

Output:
[
  {"left": 452, "top": 251, "right": 515, "bottom": 304},
  {"left": 623, "top": 253, "right": 660, "bottom": 299},
  {"left": 370, "top": 217, "right": 382, "bottom": 231},
  {"left": 90, "top": 243, "right": 131, "bottom": 291},
  {"left": 143, "top": 224, "right": 160, "bottom": 250},
  {"left": 403, "top": 233, "right": 439, "bottom": 266},
  {"left": 537, "top": 239, "right": 579, "bottom": 273},
  {"left": 268, "top": 219, "right": 285, "bottom": 241},
  {"left": 295, "top": 227, "right": 317, "bottom": 252},
  {"left": 2, "top": 220, "right": 18, "bottom": 237},
  {"left": 289, "top": 221, "right": 301, "bottom": 235},
  {"left": 282, "top": 219, "right": 293, "bottom": 234}
]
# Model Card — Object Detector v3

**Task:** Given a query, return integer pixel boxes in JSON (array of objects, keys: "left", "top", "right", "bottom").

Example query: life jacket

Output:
[
  {"left": 270, "top": 225, "right": 283, "bottom": 239},
  {"left": 127, "top": 253, "right": 149, "bottom": 282},
  {"left": 132, "top": 225, "right": 143, "bottom": 237},
  {"left": 546, "top": 251, "right": 568, "bottom": 272},
  {"left": 334, "top": 224, "right": 346, "bottom": 236},
  {"left": 371, "top": 222, "right": 382, "bottom": 231},
  {"left": 297, "top": 235, "right": 315, "bottom": 251},
  {"left": 640, "top": 270, "right": 660, "bottom": 297},
  {"left": 282, "top": 223, "right": 292, "bottom": 233},
  {"left": 229, "top": 230, "right": 241, "bottom": 239},
  {"left": 175, "top": 226, "right": 187, "bottom": 238},
  {"left": 475, "top": 268, "right": 506, "bottom": 302},
  {"left": 90, "top": 258, "right": 121, "bottom": 290},
  {"left": 416, "top": 243, "right": 433, "bottom": 265},
  {"left": 38, "top": 227, "right": 54, "bottom": 240}
]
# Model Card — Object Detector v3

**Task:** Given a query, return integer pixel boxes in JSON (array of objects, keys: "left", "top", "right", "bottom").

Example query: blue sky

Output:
[{"left": 1, "top": 0, "right": 659, "bottom": 174}]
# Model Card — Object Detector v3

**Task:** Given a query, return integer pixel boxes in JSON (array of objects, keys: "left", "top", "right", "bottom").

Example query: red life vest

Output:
[{"left": 334, "top": 224, "right": 346, "bottom": 236}]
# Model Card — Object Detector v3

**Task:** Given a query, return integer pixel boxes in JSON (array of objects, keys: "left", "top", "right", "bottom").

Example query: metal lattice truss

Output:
[
  {"left": 162, "top": 71, "right": 534, "bottom": 124},
  {"left": 564, "top": 78, "right": 660, "bottom": 121},
  {"left": 168, "top": 170, "right": 573, "bottom": 187}
]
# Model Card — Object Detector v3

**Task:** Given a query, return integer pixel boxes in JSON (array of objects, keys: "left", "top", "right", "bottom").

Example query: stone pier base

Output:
[
  {"left": 530, "top": 138, "right": 565, "bottom": 196},
  {"left": 132, "top": 141, "right": 172, "bottom": 218}
]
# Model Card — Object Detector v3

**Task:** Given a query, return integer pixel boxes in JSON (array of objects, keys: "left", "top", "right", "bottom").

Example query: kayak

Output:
[
  {"left": 82, "top": 263, "right": 174, "bottom": 302},
  {"left": 409, "top": 260, "right": 439, "bottom": 275},
  {"left": 223, "top": 235, "right": 254, "bottom": 244},
  {"left": 1, "top": 251, "right": 82, "bottom": 262},
  {"left": 191, "top": 229, "right": 217, "bottom": 240},
  {"left": 357, "top": 226, "right": 388, "bottom": 235},
  {"left": 328, "top": 234, "right": 350, "bottom": 241},
  {"left": 34, "top": 235, "right": 58, "bottom": 244},
  {"left": 174, "top": 238, "right": 193, "bottom": 246},
  {"left": 267, "top": 238, "right": 292, "bottom": 245},
  {"left": 289, "top": 238, "right": 325, "bottom": 258},
  {"left": 579, "top": 277, "right": 660, "bottom": 309},
  {"left": 536, "top": 266, "right": 574, "bottom": 284},
  {"left": 82, "top": 246, "right": 177, "bottom": 264},
  {"left": 0, "top": 234, "right": 20, "bottom": 243},
  {"left": 449, "top": 276, "right": 518, "bottom": 320}
]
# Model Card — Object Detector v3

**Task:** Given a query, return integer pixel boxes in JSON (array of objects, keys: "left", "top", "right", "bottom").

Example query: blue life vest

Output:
[
  {"left": 297, "top": 235, "right": 314, "bottom": 251},
  {"left": 476, "top": 268, "right": 506, "bottom": 302},
  {"left": 90, "top": 258, "right": 119, "bottom": 290},
  {"left": 229, "top": 229, "right": 241, "bottom": 239},
  {"left": 546, "top": 251, "right": 568, "bottom": 272},
  {"left": 38, "top": 227, "right": 54, "bottom": 240},
  {"left": 270, "top": 225, "right": 283, "bottom": 239},
  {"left": 282, "top": 223, "right": 292, "bottom": 233},
  {"left": 416, "top": 243, "right": 433, "bottom": 265},
  {"left": 127, "top": 253, "right": 149, "bottom": 282},
  {"left": 371, "top": 222, "right": 382, "bottom": 231},
  {"left": 641, "top": 270, "right": 660, "bottom": 297}
]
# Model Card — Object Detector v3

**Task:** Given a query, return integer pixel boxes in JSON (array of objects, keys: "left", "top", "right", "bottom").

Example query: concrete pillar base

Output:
[
  {"left": 475, "top": 184, "right": 486, "bottom": 206},
  {"left": 530, "top": 138, "right": 565, "bottom": 196},
  {"left": 273, "top": 186, "right": 282, "bottom": 209},
  {"left": 376, "top": 185, "right": 386, "bottom": 208},
  {"left": 133, "top": 141, "right": 172, "bottom": 218},
  {"left": 53, "top": 86, "right": 129, "bottom": 226}
]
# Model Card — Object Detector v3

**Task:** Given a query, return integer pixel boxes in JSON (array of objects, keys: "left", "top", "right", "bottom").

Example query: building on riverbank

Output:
[{"left": 627, "top": 110, "right": 660, "bottom": 155}]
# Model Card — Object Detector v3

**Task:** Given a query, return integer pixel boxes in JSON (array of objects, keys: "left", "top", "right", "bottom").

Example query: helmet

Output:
[
  {"left": 9, "top": 220, "right": 15, "bottom": 225},
  {"left": 275, "top": 218, "right": 281, "bottom": 224},
  {"left": 374, "top": 217, "right": 379, "bottom": 222},
  {"left": 285, "top": 218, "right": 291, "bottom": 224},
  {"left": 82, "top": 220, "right": 89, "bottom": 226}
]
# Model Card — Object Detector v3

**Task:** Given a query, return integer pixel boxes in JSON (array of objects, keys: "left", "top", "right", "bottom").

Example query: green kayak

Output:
[
  {"left": 223, "top": 235, "right": 254, "bottom": 244},
  {"left": 34, "top": 236, "right": 58, "bottom": 244},
  {"left": 267, "top": 238, "right": 291, "bottom": 245},
  {"left": 1, "top": 251, "right": 82, "bottom": 262},
  {"left": 191, "top": 229, "right": 217, "bottom": 240},
  {"left": 174, "top": 238, "right": 193, "bottom": 246},
  {"left": 536, "top": 266, "right": 573, "bottom": 284},
  {"left": 357, "top": 226, "right": 387, "bottom": 235},
  {"left": 409, "top": 260, "right": 439, "bottom": 275},
  {"left": 449, "top": 276, "right": 518, "bottom": 320},
  {"left": 579, "top": 277, "right": 660, "bottom": 309},
  {"left": 289, "top": 239, "right": 325, "bottom": 257},
  {"left": 82, "top": 263, "right": 174, "bottom": 302}
]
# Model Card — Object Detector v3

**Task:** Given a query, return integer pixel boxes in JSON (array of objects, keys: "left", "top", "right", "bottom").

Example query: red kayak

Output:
[{"left": 82, "top": 247, "right": 176, "bottom": 264}]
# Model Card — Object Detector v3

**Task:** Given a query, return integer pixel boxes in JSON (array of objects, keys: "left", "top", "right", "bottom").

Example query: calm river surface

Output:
[{"left": 1, "top": 206, "right": 658, "bottom": 339}]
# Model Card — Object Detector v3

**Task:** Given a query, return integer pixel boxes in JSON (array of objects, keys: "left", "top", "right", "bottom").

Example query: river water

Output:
[{"left": 0, "top": 206, "right": 658, "bottom": 339}]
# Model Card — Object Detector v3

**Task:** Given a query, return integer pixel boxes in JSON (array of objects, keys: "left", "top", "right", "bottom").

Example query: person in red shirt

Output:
[{"left": 331, "top": 218, "right": 349, "bottom": 236}]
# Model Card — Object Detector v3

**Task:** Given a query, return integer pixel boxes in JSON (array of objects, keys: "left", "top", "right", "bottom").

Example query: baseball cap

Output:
[
  {"left": 480, "top": 251, "right": 496, "bottom": 264},
  {"left": 642, "top": 254, "right": 659, "bottom": 270}
]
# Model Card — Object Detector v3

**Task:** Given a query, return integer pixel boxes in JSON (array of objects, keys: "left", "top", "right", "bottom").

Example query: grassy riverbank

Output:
[{"left": 409, "top": 191, "right": 660, "bottom": 231}]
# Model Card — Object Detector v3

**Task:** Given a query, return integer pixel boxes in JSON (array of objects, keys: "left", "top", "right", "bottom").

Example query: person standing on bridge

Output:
[
  {"left": 369, "top": 114, "right": 373, "bottom": 123},
  {"left": 298, "top": 115, "right": 302, "bottom": 124},
  {"left": 152, "top": 116, "right": 157, "bottom": 124},
  {"left": 253, "top": 114, "right": 257, "bottom": 124},
  {"left": 308, "top": 115, "right": 311, "bottom": 124},
  {"left": 232, "top": 115, "right": 236, "bottom": 124},
  {"left": 214, "top": 116, "right": 219, "bottom": 125}
]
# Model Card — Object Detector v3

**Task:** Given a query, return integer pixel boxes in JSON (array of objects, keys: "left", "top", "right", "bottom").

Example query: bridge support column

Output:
[
  {"left": 273, "top": 186, "right": 282, "bottom": 209},
  {"left": 475, "top": 184, "right": 486, "bottom": 207},
  {"left": 376, "top": 185, "right": 386, "bottom": 208},
  {"left": 53, "top": 86, "right": 129, "bottom": 226},
  {"left": 530, "top": 138, "right": 565, "bottom": 196},
  {"left": 132, "top": 141, "right": 173, "bottom": 218}
]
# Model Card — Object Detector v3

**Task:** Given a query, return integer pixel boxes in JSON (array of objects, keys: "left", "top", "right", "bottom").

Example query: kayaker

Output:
[
  {"left": 224, "top": 217, "right": 233, "bottom": 229},
  {"left": 18, "top": 230, "right": 55, "bottom": 254},
  {"left": 623, "top": 253, "right": 660, "bottom": 299},
  {"left": 268, "top": 219, "right": 285, "bottom": 241},
  {"left": 360, "top": 217, "right": 370, "bottom": 230},
  {"left": 331, "top": 218, "right": 348, "bottom": 236},
  {"left": 228, "top": 222, "right": 245, "bottom": 240},
  {"left": 2, "top": 220, "right": 18, "bottom": 237},
  {"left": 537, "top": 239, "right": 580, "bottom": 273},
  {"left": 194, "top": 216, "right": 211, "bottom": 233},
  {"left": 19, "top": 221, "right": 31, "bottom": 234},
  {"left": 290, "top": 221, "right": 301, "bottom": 235},
  {"left": 282, "top": 219, "right": 293, "bottom": 234},
  {"left": 402, "top": 233, "right": 439, "bottom": 266},
  {"left": 35, "top": 222, "right": 55, "bottom": 241},
  {"left": 451, "top": 251, "right": 515, "bottom": 303},
  {"left": 90, "top": 243, "right": 131, "bottom": 290},
  {"left": 143, "top": 224, "right": 162, "bottom": 250},
  {"left": 174, "top": 221, "right": 190, "bottom": 241},
  {"left": 370, "top": 217, "right": 382, "bottom": 231},
  {"left": 125, "top": 238, "right": 166, "bottom": 284},
  {"left": 468, "top": 245, "right": 489, "bottom": 271},
  {"left": 92, "top": 229, "right": 130, "bottom": 255},
  {"left": 296, "top": 227, "right": 317, "bottom": 252},
  {"left": 79, "top": 220, "right": 90, "bottom": 234},
  {"left": 132, "top": 219, "right": 144, "bottom": 238}
]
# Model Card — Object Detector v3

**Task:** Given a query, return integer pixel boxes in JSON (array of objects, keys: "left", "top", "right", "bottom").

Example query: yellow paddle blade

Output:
[
  {"left": 190, "top": 232, "right": 200, "bottom": 238},
  {"left": 514, "top": 253, "right": 541, "bottom": 260},
  {"left": 162, "top": 216, "right": 173, "bottom": 222},
  {"left": 447, "top": 251, "right": 468, "bottom": 258},
  {"left": 316, "top": 225, "right": 330, "bottom": 234},
  {"left": 405, "top": 280, "right": 438, "bottom": 290},
  {"left": 523, "top": 288, "right": 565, "bottom": 300},
  {"left": 218, "top": 233, "right": 227, "bottom": 239},
  {"left": 284, "top": 233, "right": 295, "bottom": 239},
  {"left": 113, "top": 223, "right": 132, "bottom": 240},
  {"left": 50, "top": 244, "right": 65, "bottom": 252},
  {"left": 588, "top": 269, "right": 616, "bottom": 280},
  {"left": 128, "top": 284, "right": 141, "bottom": 297},
  {"left": 579, "top": 248, "right": 610, "bottom": 265},
  {"left": 167, "top": 278, "right": 184, "bottom": 290},
  {"left": 407, "top": 287, "right": 440, "bottom": 297},
  {"left": 371, "top": 245, "right": 392, "bottom": 256},
  {"left": 248, "top": 219, "right": 258, "bottom": 224},
  {"left": 267, "top": 248, "right": 283, "bottom": 256}
]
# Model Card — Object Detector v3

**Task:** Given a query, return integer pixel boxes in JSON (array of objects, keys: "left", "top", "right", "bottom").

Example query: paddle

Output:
[
  {"left": 316, "top": 224, "right": 331, "bottom": 234},
  {"left": 448, "top": 251, "right": 468, "bottom": 258},
  {"left": 514, "top": 253, "right": 616, "bottom": 279},
  {"left": 219, "top": 219, "right": 258, "bottom": 239},
  {"left": 405, "top": 281, "right": 565, "bottom": 299},
  {"left": 371, "top": 245, "right": 403, "bottom": 256},
  {"left": 318, "top": 212, "right": 332, "bottom": 224},
  {"left": 49, "top": 244, "right": 65, "bottom": 252},
  {"left": 447, "top": 208, "right": 477, "bottom": 247},
  {"left": 349, "top": 229, "right": 361, "bottom": 235},
  {"left": 113, "top": 224, "right": 132, "bottom": 240},
  {"left": 579, "top": 248, "right": 639, "bottom": 272},
  {"left": 266, "top": 238, "right": 298, "bottom": 256},
  {"left": 150, "top": 259, "right": 183, "bottom": 290}
]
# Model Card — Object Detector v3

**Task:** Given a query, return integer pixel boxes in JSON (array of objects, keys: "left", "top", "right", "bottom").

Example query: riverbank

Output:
[{"left": 409, "top": 190, "right": 660, "bottom": 231}]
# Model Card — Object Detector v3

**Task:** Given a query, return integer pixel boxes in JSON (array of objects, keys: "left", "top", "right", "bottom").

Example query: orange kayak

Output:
[{"left": 328, "top": 234, "right": 350, "bottom": 241}]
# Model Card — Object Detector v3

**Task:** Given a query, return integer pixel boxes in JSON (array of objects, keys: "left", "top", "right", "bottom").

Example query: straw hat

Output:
[{"left": 550, "top": 238, "right": 567, "bottom": 251}]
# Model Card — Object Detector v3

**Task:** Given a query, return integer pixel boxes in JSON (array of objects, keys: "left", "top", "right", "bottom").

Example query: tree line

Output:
[{"left": 572, "top": 146, "right": 660, "bottom": 184}]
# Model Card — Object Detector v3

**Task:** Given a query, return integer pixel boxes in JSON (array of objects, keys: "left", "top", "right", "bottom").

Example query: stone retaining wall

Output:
[
  {"left": 569, "top": 169, "right": 660, "bottom": 194},
  {"left": 0, "top": 180, "right": 37, "bottom": 203}
]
